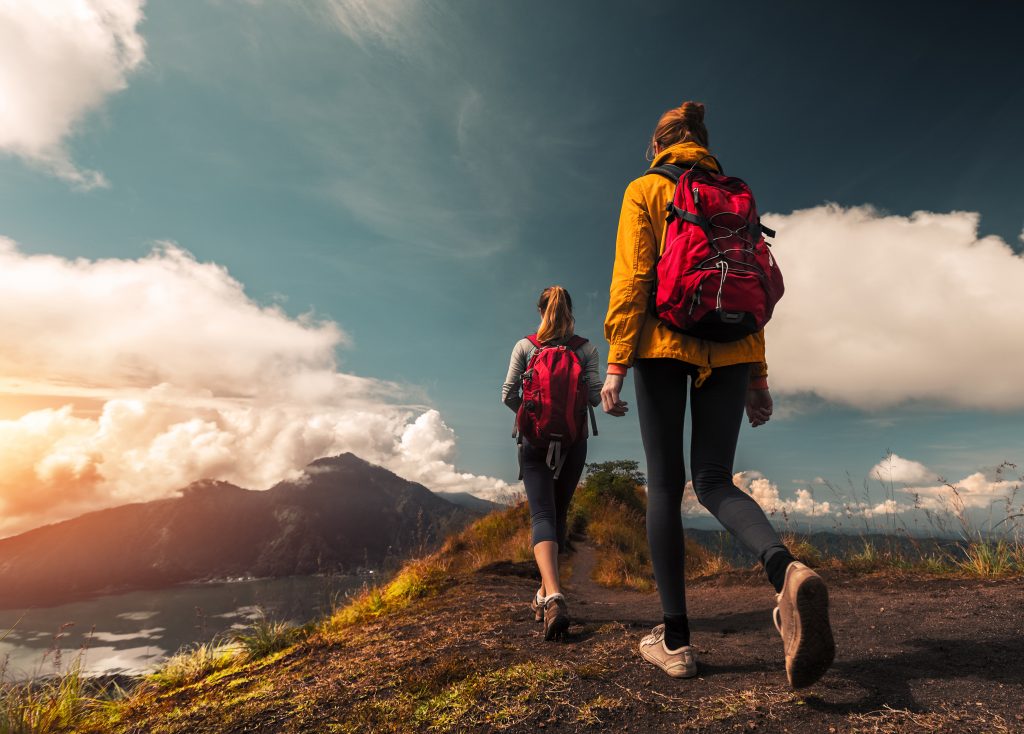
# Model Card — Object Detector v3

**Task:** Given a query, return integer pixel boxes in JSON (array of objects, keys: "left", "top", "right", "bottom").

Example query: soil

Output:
[
  {"left": 97, "top": 542, "right": 1024, "bottom": 734},
  {"left": 509, "top": 543, "right": 1024, "bottom": 732}
]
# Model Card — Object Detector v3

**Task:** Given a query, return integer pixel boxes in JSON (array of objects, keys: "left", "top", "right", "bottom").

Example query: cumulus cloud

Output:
[
  {"left": 0, "top": 239, "right": 512, "bottom": 537},
  {"left": 676, "top": 458, "right": 1020, "bottom": 528},
  {"left": 0, "top": 0, "right": 145, "bottom": 187},
  {"left": 763, "top": 205, "right": 1024, "bottom": 410},
  {"left": 681, "top": 471, "right": 831, "bottom": 519},
  {"left": 868, "top": 453, "right": 934, "bottom": 485},
  {"left": 864, "top": 452, "right": 1015, "bottom": 515},
  {"left": 901, "top": 471, "right": 1021, "bottom": 514}
]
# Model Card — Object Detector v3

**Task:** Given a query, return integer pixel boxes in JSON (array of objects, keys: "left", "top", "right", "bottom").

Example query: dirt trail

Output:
[
  {"left": 482, "top": 542, "right": 1024, "bottom": 732},
  {"left": 98, "top": 542, "right": 1024, "bottom": 733}
]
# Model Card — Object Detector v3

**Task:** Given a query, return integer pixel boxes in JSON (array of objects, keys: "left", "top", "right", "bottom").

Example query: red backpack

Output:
[
  {"left": 514, "top": 334, "right": 597, "bottom": 478},
  {"left": 647, "top": 157, "right": 784, "bottom": 342}
]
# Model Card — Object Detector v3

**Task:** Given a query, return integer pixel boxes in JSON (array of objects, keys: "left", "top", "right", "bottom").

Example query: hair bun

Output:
[{"left": 680, "top": 101, "right": 705, "bottom": 122}]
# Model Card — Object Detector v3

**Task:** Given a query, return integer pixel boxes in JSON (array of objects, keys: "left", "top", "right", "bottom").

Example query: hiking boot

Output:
[
  {"left": 638, "top": 624, "right": 698, "bottom": 678},
  {"left": 530, "top": 590, "right": 545, "bottom": 622},
  {"left": 542, "top": 593, "right": 570, "bottom": 640},
  {"left": 773, "top": 561, "right": 835, "bottom": 689}
]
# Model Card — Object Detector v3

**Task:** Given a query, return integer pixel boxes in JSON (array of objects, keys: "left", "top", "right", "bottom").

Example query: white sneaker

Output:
[{"left": 638, "top": 624, "right": 698, "bottom": 678}]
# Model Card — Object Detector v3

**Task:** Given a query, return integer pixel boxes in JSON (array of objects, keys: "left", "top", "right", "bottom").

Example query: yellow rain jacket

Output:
[{"left": 604, "top": 141, "right": 769, "bottom": 388}]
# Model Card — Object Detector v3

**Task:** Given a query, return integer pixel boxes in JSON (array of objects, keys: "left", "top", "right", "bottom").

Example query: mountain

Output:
[
  {"left": 434, "top": 491, "right": 503, "bottom": 514},
  {"left": 686, "top": 528, "right": 963, "bottom": 565},
  {"left": 0, "top": 453, "right": 477, "bottom": 609}
]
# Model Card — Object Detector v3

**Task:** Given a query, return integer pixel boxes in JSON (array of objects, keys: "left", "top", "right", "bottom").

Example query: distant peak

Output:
[
  {"left": 306, "top": 453, "right": 372, "bottom": 471},
  {"left": 179, "top": 479, "right": 247, "bottom": 498}
]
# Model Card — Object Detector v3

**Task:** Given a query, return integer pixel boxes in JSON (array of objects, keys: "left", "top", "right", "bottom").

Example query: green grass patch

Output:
[
  {"left": 232, "top": 614, "right": 307, "bottom": 661},
  {"left": 145, "top": 640, "right": 239, "bottom": 690}
]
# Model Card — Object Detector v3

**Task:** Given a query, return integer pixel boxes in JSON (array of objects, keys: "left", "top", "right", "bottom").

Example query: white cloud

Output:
[
  {"left": 763, "top": 205, "right": 1024, "bottom": 410},
  {"left": 675, "top": 460, "right": 1020, "bottom": 528},
  {"left": 0, "top": 239, "right": 512, "bottom": 537},
  {"left": 681, "top": 471, "right": 831, "bottom": 518},
  {"left": 901, "top": 471, "right": 1020, "bottom": 513},
  {"left": 0, "top": 0, "right": 146, "bottom": 188},
  {"left": 835, "top": 498, "right": 913, "bottom": 520},
  {"left": 868, "top": 453, "right": 934, "bottom": 485}
]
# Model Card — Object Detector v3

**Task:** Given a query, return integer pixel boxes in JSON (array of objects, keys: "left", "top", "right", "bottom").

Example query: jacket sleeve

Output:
[
  {"left": 583, "top": 342, "right": 602, "bottom": 407},
  {"left": 501, "top": 340, "right": 528, "bottom": 412},
  {"left": 604, "top": 178, "right": 657, "bottom": 367},
  {"left": 750, "top": 358, "right": 769, "bottom": 389}
]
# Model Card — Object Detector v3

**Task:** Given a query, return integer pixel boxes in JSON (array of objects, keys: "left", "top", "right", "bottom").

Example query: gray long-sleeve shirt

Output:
[{"left": 501, "top": 335, "right": 602, "bottom": 413}]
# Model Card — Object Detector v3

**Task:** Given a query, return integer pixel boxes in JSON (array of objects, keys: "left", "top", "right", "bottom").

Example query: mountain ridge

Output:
[{"left": 0, "top": 453, "right": 480, "bottom": 609}]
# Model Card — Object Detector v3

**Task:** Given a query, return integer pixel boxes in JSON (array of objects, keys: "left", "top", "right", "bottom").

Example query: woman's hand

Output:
[
  {"left": 601, "top": 374, "right": 629, "bottom": 417},
  {"left": 746, "top": 387, "right": 773, "bottom": 427}
]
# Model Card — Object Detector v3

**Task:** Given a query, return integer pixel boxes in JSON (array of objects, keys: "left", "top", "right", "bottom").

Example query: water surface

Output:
[{"left": 0, "top": 574, "right": 368, "bottom": 680}]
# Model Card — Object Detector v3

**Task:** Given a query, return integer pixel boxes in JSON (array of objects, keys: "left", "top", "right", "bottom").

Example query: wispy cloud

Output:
[
  {"left": 311, "top": 0, "right": 420, "bottom": 49},
  {"left": 0, "top": 238, "right": 512, "bottom": 537},
  {"left": 0, "top": 0, "right": 146, "bottom": 188},
  {"left": 253, "top": 3, "right": 595, "bottom": 261},
  {"left": 764, "top": 205, "right": 1024, "bottom": 410}
]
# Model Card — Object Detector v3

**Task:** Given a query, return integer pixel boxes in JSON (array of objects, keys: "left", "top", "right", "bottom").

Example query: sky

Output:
[{"left": 0, "top": 0, "right": 1022, "bottom": 538}]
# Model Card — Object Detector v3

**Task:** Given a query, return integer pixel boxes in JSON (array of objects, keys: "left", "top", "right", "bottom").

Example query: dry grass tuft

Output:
[
  {"left": 587, "top": 501, "right": 655, "bottom": 591},
  {"left": 845, "top": 703, "right": 1013, "bottom": 733},
  {"left": 328, "top": 556, "right": 452, "bottom": 632},
  {"left": 440, "top": 501, "right": 533, "bottom": 572}
]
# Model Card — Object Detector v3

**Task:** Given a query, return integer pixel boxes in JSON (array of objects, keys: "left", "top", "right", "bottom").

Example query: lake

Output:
[{"left": 0, "top": 574, "right": 368, "bottom": 681}]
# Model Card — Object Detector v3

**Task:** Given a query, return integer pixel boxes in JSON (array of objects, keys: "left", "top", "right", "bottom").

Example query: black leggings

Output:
[
  {"left": 635, "top": 359, "right": 787, "bottom": 617},
  {"left": 520, "top": 438, "right": 587, "bottom": 547}
]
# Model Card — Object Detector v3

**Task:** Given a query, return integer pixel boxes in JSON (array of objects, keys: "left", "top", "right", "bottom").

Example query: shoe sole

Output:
[
  {"left": 544, "top": 615, "right": 569, "bottom": 641},
  {"left": 638, "top": 645, "right": 698, "bottom": 679},
  {"left": 787, "top": 574, "right": 835, "bottom": 689}
]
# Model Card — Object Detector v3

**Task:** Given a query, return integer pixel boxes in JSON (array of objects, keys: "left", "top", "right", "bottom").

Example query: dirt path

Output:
[
  {"left": 99, "top": 542, "right": 1024, "bottom": 733},
  {"left": 480, "top": 542, "right": 1024, "bottom": 732}
]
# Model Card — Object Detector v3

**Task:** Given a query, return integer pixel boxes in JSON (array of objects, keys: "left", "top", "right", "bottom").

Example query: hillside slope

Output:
[
  {"left": 72, "top": 498, "right": 1023, "bottom": 734},
  {"left": 0, "top": 453, "right": 476, "bottom": 608}
]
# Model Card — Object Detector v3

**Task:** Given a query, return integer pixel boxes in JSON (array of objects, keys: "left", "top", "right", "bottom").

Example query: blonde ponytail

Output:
[{"left": 536, "top": 286, "right": 574, "bottom": 343}]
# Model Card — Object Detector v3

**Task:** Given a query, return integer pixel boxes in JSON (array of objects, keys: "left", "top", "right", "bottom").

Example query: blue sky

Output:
[{"left": 0, "top": 0, "right": 1022, "bottom": 535}]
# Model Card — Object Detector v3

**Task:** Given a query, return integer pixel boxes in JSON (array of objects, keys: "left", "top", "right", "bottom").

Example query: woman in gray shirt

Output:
[{"left": 501, "top": 286, "right": 601, "bottom": 640}]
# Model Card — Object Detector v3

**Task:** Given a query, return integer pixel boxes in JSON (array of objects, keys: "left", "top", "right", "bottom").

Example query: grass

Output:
[
  {"left": 327, "top": 555, "right": 453, "bottom": 633},
  {"left": 5, "top": 456, "right": 1023, "bottom": 733},
  {"left": 0, "top": 660, "right": 92, "bottom": 734},
  {"left": 232, "top": 614, "right": 308, "bottom": 662},
  {"left": 439, "top": 501, "right": 533, "bottom": 572},
  {"left": 145, "top": 640, "right": 239, "bottom": 690}
]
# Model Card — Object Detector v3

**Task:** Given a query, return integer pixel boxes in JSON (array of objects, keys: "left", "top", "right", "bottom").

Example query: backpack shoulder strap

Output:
[
  {"left": 645, "top": 156, "right": 725, "bottom": 183},
  {"left": 645, "top": 164, "right": 685, "bottom": 184},
  {"left": 566, "top": 335, "right": 588, "bottom": 351},
  {"left": 525, "top": 333, "right": 543, "bottom": 348}
]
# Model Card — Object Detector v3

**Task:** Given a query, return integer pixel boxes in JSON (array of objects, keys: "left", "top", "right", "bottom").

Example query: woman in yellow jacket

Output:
[{"left": 601, "top": 101, "right": 834, "bottom": 688}]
